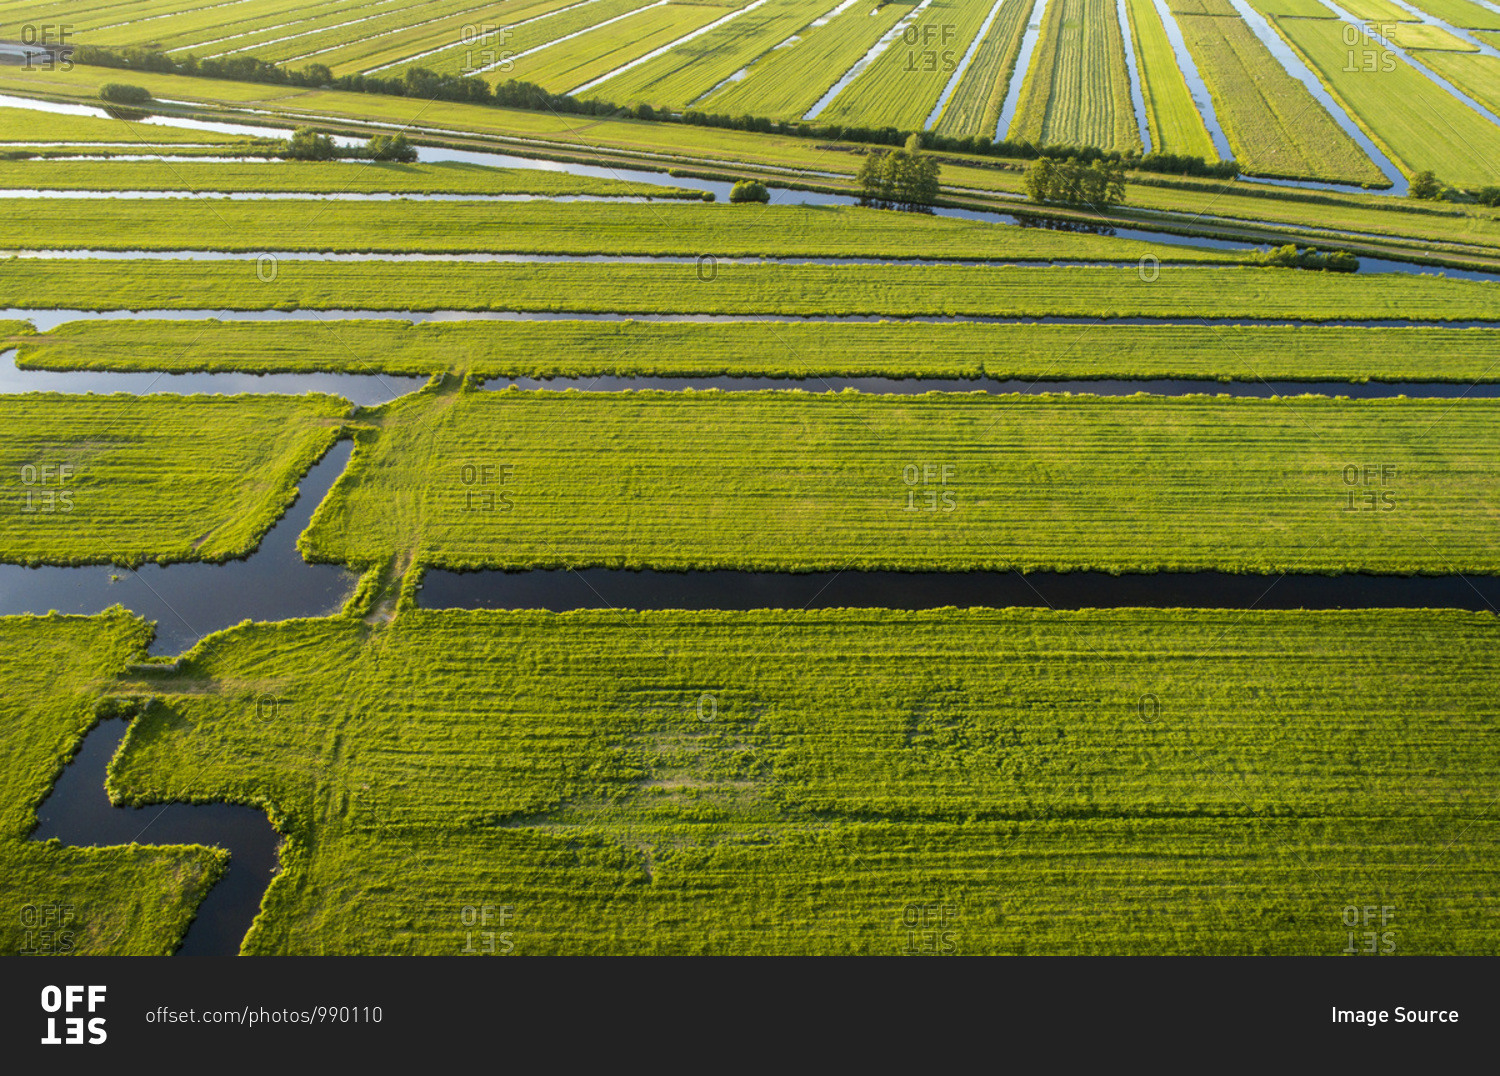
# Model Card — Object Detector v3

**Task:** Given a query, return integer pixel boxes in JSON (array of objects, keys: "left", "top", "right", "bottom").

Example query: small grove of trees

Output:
[
  {"left": 1252, "top": 244, "right": 1358, "bottom": 273},
  {"left": 856, "top": 134, "right": 940, "bottom": 212},
  {"left": 1476, "top": 186, "right": 1500, "bottom": 207},
  {"left": 1024, "top": 157, "right": 1126, "bottom": 207},
  {"left": 278, "top": 127, "right": 418, "bottom": 162},
  {"left": 99, "top": 83, "right": 150, "bottom": 104},
  {"left": 729, "top": 179, "right": 770, "bottom": 203}
]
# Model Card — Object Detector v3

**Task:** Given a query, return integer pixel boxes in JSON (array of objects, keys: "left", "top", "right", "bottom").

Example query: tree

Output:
[
  {"left": 857, "top": 143, "right": 940, "bottom": 212},
  {"left": 365, "top": 132, "right": 417, "bottom": 162},
  {"left": 729, "top": 179, "right": 770, "bottom": 203},
  {"left": 1408, "top": 170, "right": 1443, "bottom": 200},
  {"left": 284, "top": 126, "right": 336, "bottom": 160},
  {"left": 99, "top": 83, "right": 150, "bottom": 104},
  {"left": 1024, "top": 157, "right": 1126, "bottom": 207}
]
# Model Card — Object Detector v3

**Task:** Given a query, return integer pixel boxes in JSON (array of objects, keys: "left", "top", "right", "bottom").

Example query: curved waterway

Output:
[{"left": 32, "top": 717, "right": 280, "bottom": 956}]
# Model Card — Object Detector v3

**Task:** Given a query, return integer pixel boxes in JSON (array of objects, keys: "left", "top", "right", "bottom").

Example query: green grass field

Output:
[
  {"left": 1379, "top": 22, "right": 1476, "bottom": 50},
  {"left": 0, "top": 159, "right": 700, "bottom": 197},
  {"left": 0, "top": 104, "right": 244, "bottom": 144},
  {"left": 1175, "top": 14, "right": 1387, "bottom": 185},
  {"left": 1240, "top": 0, "right": 1337, "bottom": 17},
  {"left": 816, "top": 0, "right": 1011, "bottom": 131},
  {"left": 579, "top": 0, "right": 839, "bottom": 108},
  {"left": 4, "top": 260, "right": 1494, "bottom": 317},
  {"left": 0, "top": 198, "right": 1239, "bottom": 260},
  {"left": 0, "top": 393, "right": 347, "bottom": 566},
  {"left": 0, "top": 610, "right": 224, "bottom": 956},
  {"left": 104, "top": 607, "right": 1500, "bottom": 954},
  {"left": 1008, "top": 0, "right": 1144, "bottom": 150},
  {"left": 1123, "top": 0, "right": 1218, "bottom": 158},
  {"left": 1336, "top": 0, "right": 1419, "bottom": 20},
  {"left": 933, "top": 0, "right": 1039, "bottom": 137},
  {"left": 1409, "top": 48, "right": 1500, "bottom": 116},
  {"left": 301, "top": 382, "right": 1500, "bottom": 573},
  {"left": 1275, "top": 15, "right": 1500, "bottom": 186},
  {"left": 502, "top": 1, "right": 750, "bottom": 94},
  {"left": 699, "top": 1, "right": 916, "bottom": 118},
  {"left": 20, "top": 318, "right": 1500, "bottom": 383},
  {"left": 1404, "top": 0, "right": 1500, "bottom": 30}
]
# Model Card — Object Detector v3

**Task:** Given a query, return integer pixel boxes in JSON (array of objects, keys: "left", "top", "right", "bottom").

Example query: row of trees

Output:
[
  {"left": 856, "top": 136, "right": 941, "bottom": 212},
  {"left": 71, "top": 43, "right": 1238, "bottom": 180},
  {"left": 1023, "top": 157, "right": 1127, "bottom": 207}
]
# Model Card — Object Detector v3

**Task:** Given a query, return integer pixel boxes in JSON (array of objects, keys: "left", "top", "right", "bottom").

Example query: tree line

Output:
[{"left": 72, "top": 44, "right": 1241, "bottom": 180}]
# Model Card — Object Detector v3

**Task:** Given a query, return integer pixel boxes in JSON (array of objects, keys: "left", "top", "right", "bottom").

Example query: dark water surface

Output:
[{"left": 32, "top": 719, "right": 281, "bottom": 957}]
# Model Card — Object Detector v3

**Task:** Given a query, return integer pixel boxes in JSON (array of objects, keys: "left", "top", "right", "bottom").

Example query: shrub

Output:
[
  {"left": 99, "top": 83, "right": 151, "bottom": 104},
  {"left": 729, "top": 180, "right": 770, "bottom": 204},
  {"left": 283, "top": 126, "right": 337, "bottom": 161},
  {"left": 1474, "top": 186, "right": 1500, "bottom": 207},
  {"left": 1253, "top": 244, "right": 1359, "bottom": 273}
]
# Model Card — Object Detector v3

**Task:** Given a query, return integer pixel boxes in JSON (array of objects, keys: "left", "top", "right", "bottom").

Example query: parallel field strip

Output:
[
  {"left": 1272, "top": 14, "right": 1500, "bottom": 185},
  {"left": 1173, "top": 13, "right": 1387, "bottom": 183},
  {"left": 1408, "top": 47, "right": 1500, "bottom": 112},
  {"left": 476, "top": 2, "right": 754, "bottom": 93},
  {"left": 696, "top": 2, "right": 917, "bottom": 119},
  {"left": 1007, "top": 0, "right": 1144, "bottom": 150},
  {"left": 932, "top": 0, "right": 1040, "bottom": 136},
  {"left": 2, "top": 262, "right": 1493, "bottom": 316},
  {"left": 361, "top": 0, "right": 672, "bottom": 78},
  {"left": 1123, "top": 0, "right": 1218, "bottom": 155},
  {"left": 21, "top": 318, "right": 1500, "bottom": 383},
  {"left": 815, "top": 0, "right": 1014, "bottom": 131},
  {"left": 577, "top": 0, "right": 858, "bottom": 108}
]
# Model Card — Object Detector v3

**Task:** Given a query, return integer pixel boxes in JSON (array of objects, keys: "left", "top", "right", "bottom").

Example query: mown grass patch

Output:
[
  {"left": 0, "top": 394, "right": 348, "bottom": 566},
  {"left": 21, "top": 318, "right": 1500, "bottom": 383},
  {"left": 302, "top": 384, "right": 1500, "bottom": 573},
  {"left": 108, "top": 607, "right": 1500, "bottom": 954}
]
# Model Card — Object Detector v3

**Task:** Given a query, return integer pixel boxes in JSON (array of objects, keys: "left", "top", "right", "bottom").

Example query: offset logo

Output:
[{"left": 40, "top": 985, "right": 107, "bottom": 1045}]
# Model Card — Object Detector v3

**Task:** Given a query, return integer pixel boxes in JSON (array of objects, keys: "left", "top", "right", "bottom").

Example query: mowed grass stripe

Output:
[
  {"left": 4, "top": 261, "right": 1493, "bottom": 317},
  {"left": 1009, "top": 0, "right": 1143, "bottom": 150},
  {"left": 1408, "top": 48, "right": 1500, "bottom": 115},
  {"left": 933, "top": 0, "right": 1039, "bottom": 137},
  {"left": 0, "top": 200, "right": 1240, "bottom": 261},
  {"left": 302, "top": 387, "right": 1500, "bottom": 573},
  {"left": 1275, "top": 16, "right": 1500, "bottom": 186},
  {"left": 0, "top": 393, "right": 348, "bottom": 565},
  {"left": 818, "top": 0, "right": 1012, "bottom": 131},
  {"left": 22, "top": 318, "right": 1500, "bottom": 382},
  {"left": 1175, "top": 14, "right": 1386, "bottom": 184},
  {"left": 108, "top": 607, "right": 1500, "bottom": 953},
  {"left": 698, "top": 1, "right": 916, "bottom": 118},
  {"left": 500, "top": 2, "right": 749, "bottom": 93},
  {"left": 0, "top": 160, "right": 700, "bottom": 197},
  {"left": 1124, "top": 0, "right": 1217, "bottom": 157},
  {"left": 579, "top": 0, "right": 837, "bottom": 107}
]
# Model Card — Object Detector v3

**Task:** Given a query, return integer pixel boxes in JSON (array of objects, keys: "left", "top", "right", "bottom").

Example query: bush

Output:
[
  {"left": 729, "top": 179, "right": 770, "bottom": 204},
  {"left": 1474, "top": 186, "right": 1500, "bottom": 207},
  {"left": 99, "top": 83, "right": 151, "bottom": 104},
  {"left": 701, "top": 191, "right": 716, "bottom": 202},
  {"left": 1253, "top": 244, "right": 1359, "bottom": 273}
]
